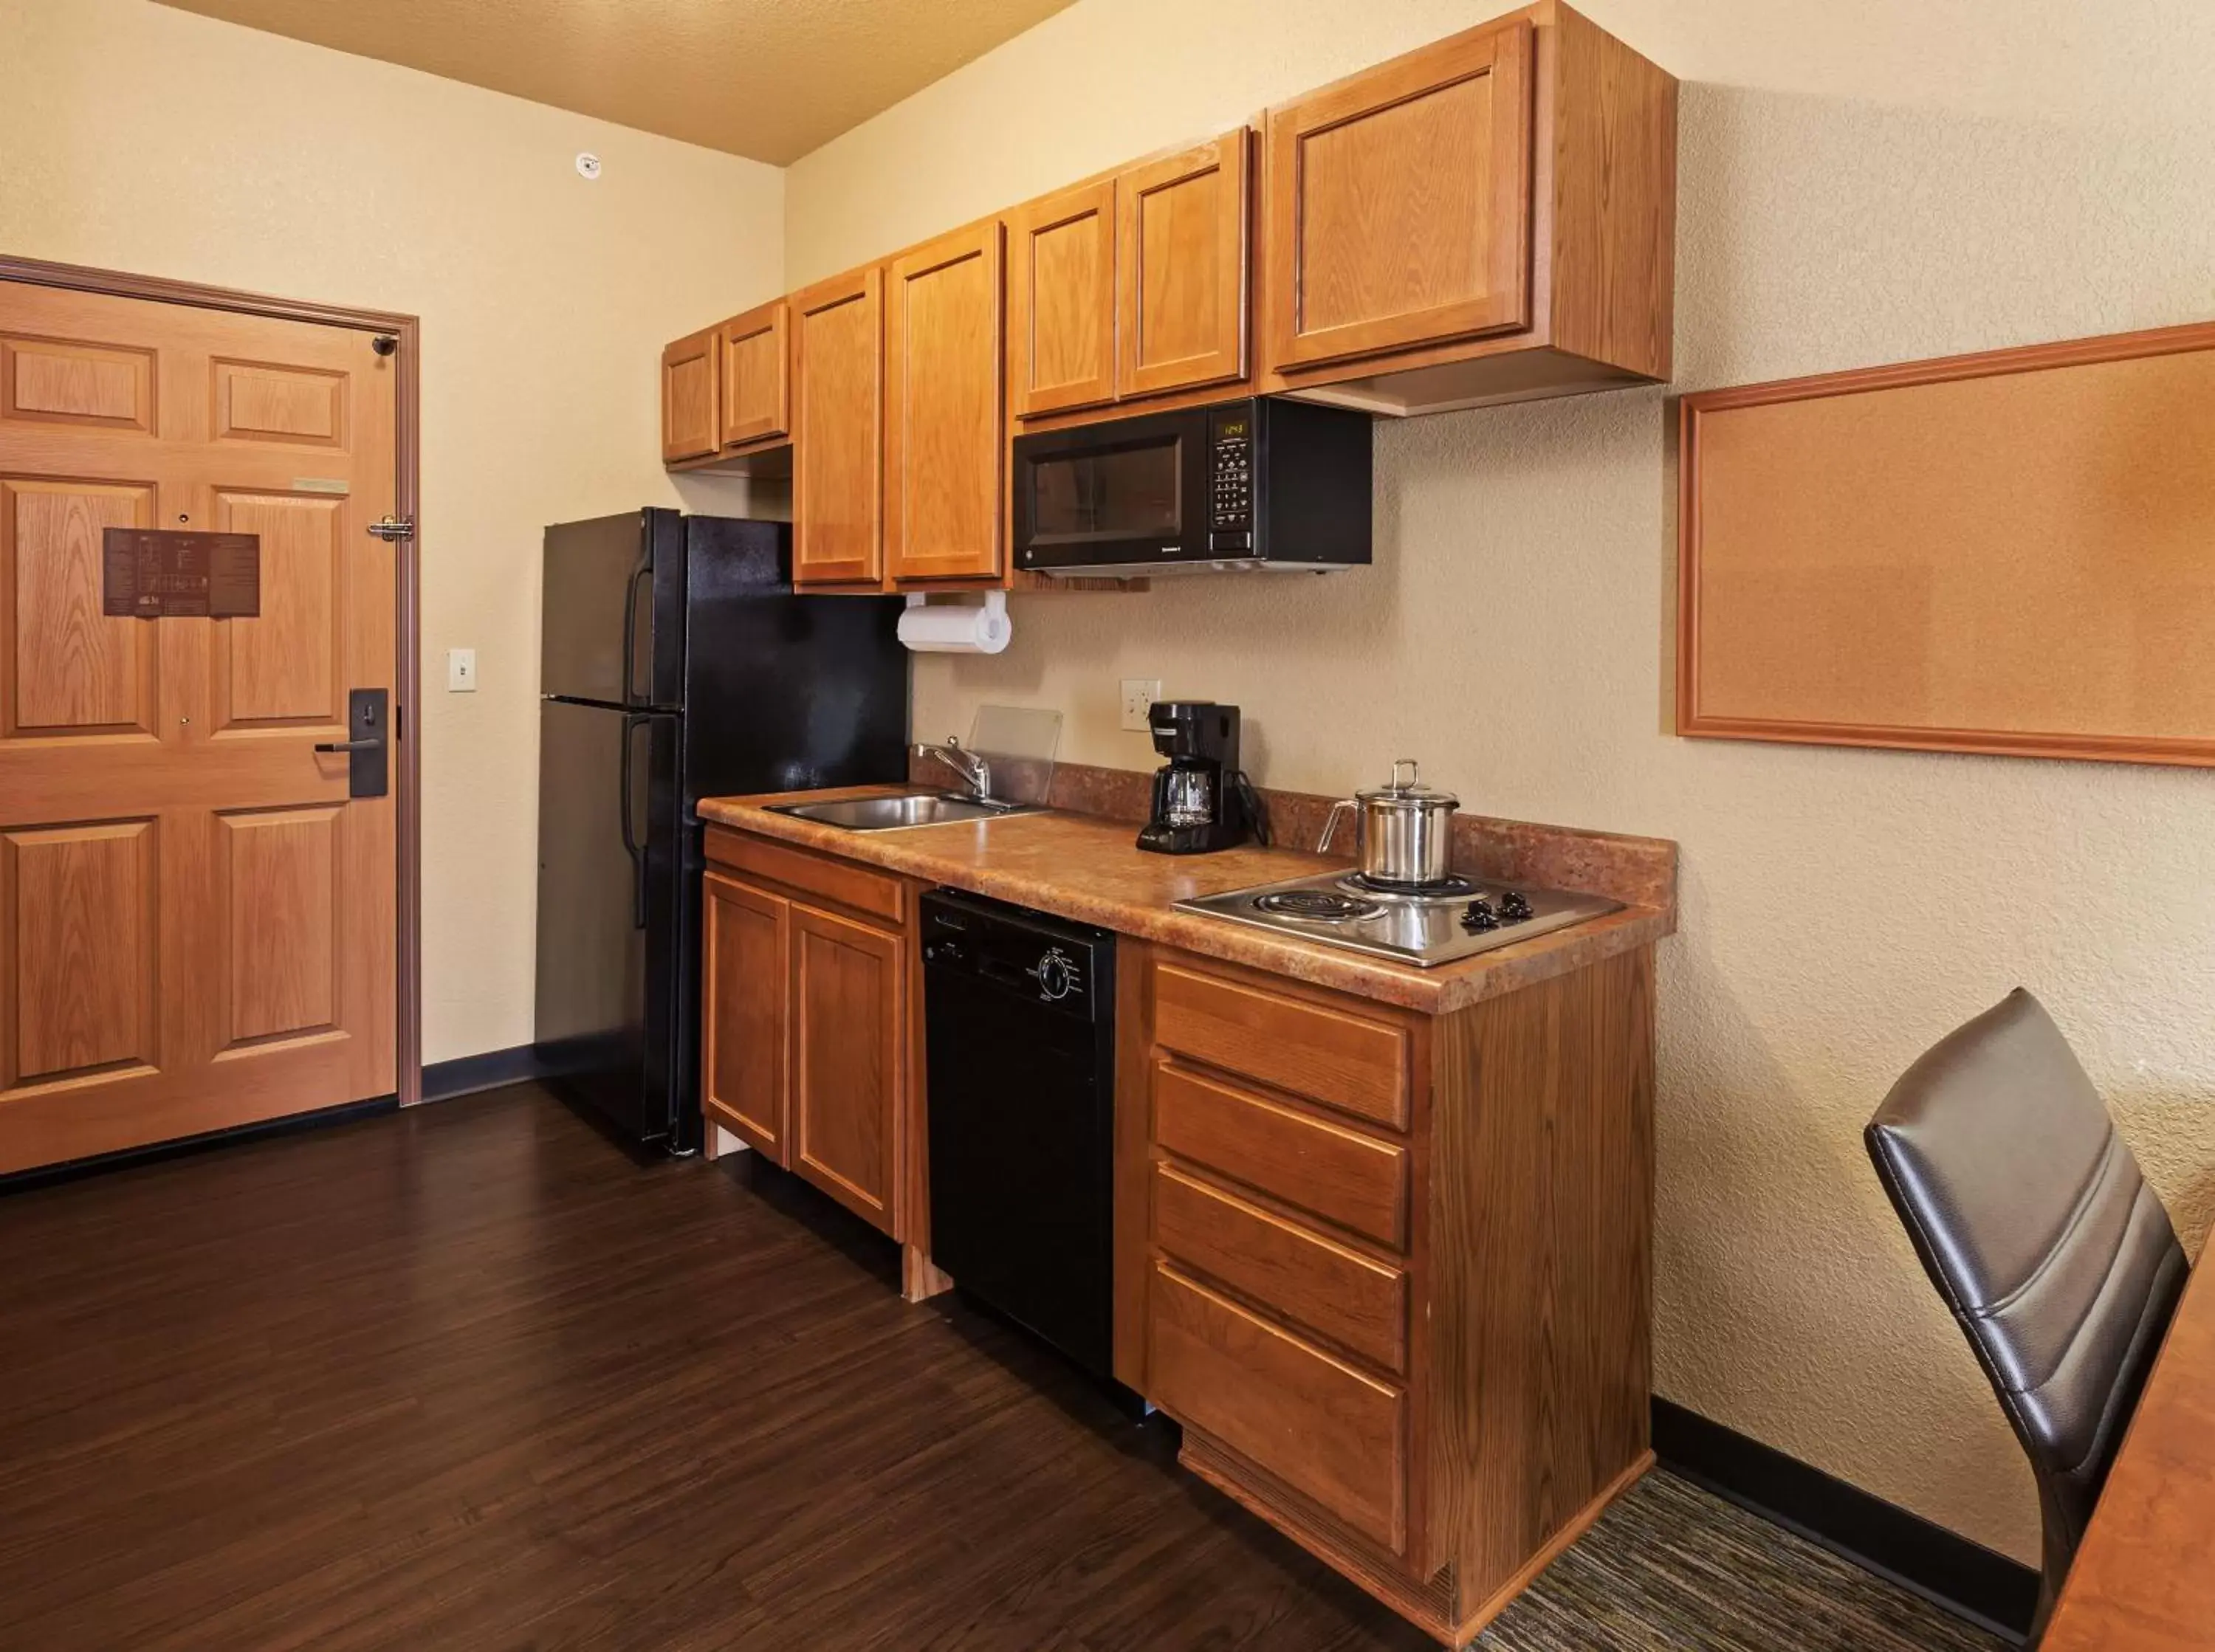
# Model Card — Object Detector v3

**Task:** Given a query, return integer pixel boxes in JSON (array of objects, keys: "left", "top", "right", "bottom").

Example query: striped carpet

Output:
[{"left": 1479, "top": 1470, "right": 2010, "bottom": 1651}]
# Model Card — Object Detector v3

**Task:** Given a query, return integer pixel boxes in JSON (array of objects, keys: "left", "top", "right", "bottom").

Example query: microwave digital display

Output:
[{"left": 1025, "top": 438, "right": 1181, "bottom": 544}]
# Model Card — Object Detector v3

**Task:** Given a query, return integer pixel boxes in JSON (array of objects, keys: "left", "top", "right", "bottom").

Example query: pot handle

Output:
[
  {"left": 1318, "top": 799, "right": 1356, "bottom": 856},
  {"left": 1390, "top": 757, "right": 1420, "bottom": 791}
]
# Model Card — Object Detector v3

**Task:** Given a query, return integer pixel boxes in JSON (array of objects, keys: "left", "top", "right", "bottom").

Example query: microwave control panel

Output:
[{"left": 1208, "top": 409, "right": 1253, "bottom": 550}]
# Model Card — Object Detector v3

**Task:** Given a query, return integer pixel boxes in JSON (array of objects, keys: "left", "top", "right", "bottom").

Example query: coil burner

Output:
[
  {"left": 1340, "top": 872, "right": 1479, "bottom": 901},
  {"left": 1252, "top": 888, "right": 1385, "bottom": 923}
]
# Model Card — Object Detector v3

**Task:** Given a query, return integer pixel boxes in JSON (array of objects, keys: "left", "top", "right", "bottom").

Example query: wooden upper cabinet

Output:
[
  {"left": 1006, "top": 179, "right": 1117, "bottom": 419},
  {"left": 886, "top": 221, "right": 1006, "bottom": 584},
  {"left": 1117, "top": 131, "right": 1249, "bottom": 399},
  {"left": 660, "top": 326, "right": 720, "bottom": 463},
  {"left": 1265, "top": 18, "right": 1534, "bottom": 373},
  {"left": 718, "top": 298, "right": 790, "bottom": 451},
  {"left": 791, "top": 266, "right": 885, "bottom": 587}
]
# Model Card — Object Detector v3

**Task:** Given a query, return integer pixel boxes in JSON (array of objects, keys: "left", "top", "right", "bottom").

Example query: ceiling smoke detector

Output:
[{"left": 574, "top": 152, "right": 602, "bottom": 181}]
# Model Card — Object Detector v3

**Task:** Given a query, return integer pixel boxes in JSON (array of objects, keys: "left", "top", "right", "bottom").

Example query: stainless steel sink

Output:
[{"left": 766, "top": 791, "right": 1042, "bottom": 831}]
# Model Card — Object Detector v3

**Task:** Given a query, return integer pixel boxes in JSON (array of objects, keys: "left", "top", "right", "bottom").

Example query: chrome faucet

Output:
[{"left": 921, "top": 736, "right": 991, "bottom": 802}]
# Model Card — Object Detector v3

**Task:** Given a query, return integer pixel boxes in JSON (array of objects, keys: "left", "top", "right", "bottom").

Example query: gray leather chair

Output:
[{"left": 1865, "top": 988, "right": 2188, "bottom": 1642}]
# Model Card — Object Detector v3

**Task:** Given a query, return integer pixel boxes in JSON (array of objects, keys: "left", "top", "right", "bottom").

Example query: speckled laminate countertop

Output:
[{"left": 698, "top": 786, "right": 1674, "bottom": 1016}]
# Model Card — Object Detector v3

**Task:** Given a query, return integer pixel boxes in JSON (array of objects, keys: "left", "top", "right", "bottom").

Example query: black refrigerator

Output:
[{"left": 534, "top": 509, "right": 908, "bottom": 1152}]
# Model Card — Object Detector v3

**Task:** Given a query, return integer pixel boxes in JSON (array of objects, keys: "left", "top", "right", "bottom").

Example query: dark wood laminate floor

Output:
[{"left": 0, "top": 1086, "right": 2002, "bottom": 1651}]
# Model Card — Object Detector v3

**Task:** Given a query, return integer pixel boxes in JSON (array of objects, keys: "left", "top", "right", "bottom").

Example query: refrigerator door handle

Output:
[
  {"left": 619, "top": 711, "right": 649, "bottom": 929},
  {"left": 620, "top": 549, "right": 652, "bottom": 708}
]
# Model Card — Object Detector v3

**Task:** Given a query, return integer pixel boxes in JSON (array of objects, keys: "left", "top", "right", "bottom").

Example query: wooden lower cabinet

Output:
[
  {"left": 790, "top": 902, "right": 903, "bottom": 1228},
  {"left": 699, "top": 834, "right": 911, "bottom": 1244},
  {"left": 701, "top": 824, "right": 1655, "bottom": 1648},
  {"left": 702, "top": 872, "right": 789, "bottom": 1156},
  {"left": 1123, "top": 943, "right": 1657, "bottom": 1649}
]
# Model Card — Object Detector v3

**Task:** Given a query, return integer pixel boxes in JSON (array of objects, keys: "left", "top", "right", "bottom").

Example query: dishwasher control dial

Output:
[{"left": 1028, "top": 947, "right": 1081, "bottom": 1001}]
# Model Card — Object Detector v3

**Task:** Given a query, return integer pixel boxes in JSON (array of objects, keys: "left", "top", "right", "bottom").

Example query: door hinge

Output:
[{"left": 367, "top": 514, "right": 414, "bottom": 543}]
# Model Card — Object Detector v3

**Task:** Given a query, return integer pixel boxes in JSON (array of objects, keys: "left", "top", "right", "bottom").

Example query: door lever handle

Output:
[{"left": 320, "top": 689, "right": 390, "bottom": 796}]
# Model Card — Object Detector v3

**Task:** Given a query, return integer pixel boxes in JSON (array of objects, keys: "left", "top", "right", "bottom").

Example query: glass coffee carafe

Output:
[{"left": 1161, "top": 764, "right": 1217, "bottom": 827}]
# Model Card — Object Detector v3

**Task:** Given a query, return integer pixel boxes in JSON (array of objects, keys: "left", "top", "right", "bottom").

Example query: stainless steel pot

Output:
[{"left": 1317, "top": 759, "right": 1459, "bottom": 887}]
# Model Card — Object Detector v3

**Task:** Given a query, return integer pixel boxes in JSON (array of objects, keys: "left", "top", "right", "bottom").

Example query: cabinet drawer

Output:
[
  {"left": 704, "top": 827, "right": 905, "bottom": 928},
  {"left": 1153, "top": 1059, "right": 1407, "bottom": 1248},
  {"left": 1149, "top": 1262, "right": 1407, "bottom": 1554},
  {"left": 1153, "top": 963, "right": 1407, "bottom": 1127},
  {"left": 1153, "top": 1163, "right": 1405, "bottom": 1373}
]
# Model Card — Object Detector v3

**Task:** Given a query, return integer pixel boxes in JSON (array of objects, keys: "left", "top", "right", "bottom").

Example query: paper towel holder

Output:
[{"left": 899, "top": 589, "right": 1012, "bottom": 655}]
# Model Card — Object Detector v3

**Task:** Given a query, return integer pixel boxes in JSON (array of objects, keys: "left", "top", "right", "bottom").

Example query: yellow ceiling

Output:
[{"left": 151, "top": 0, "right": 1078, "bottom": 165}]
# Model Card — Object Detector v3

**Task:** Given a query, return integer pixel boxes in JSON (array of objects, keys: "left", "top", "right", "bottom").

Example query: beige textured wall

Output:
[
  {"left": 787, "top": 0, "right": 2215, "bottom": 1560},
  {"left": 0, "top": 0, "right": 783, "bottom": 1063}
]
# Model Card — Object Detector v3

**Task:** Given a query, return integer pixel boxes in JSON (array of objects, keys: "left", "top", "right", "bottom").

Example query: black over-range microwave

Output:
[{"left": 1012, "top": 396, "right": 1373, "bottom": 578}]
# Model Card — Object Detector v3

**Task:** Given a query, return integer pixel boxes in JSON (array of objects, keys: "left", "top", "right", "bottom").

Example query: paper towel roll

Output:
[{"left": 898, "top": 591, "right": 1012, "bottom": 655}]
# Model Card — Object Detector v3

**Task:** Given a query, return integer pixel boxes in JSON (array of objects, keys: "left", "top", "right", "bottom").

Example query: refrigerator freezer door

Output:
[
  {"left": 680, "top": 523, "right": 909, "bottom": 802},
  {"left": 542, "top": 510, "right": 685, "bottom": 709},
  {"left": 535, "top": 698, "right": 681, "bottom": 1146}
]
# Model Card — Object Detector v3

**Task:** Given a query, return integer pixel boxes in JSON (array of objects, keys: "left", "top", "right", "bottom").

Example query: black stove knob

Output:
[
  {"left": 1460, "top": 898, "right": 1499, "bottom": 932},
  {"left": 1499, "top": 891, "right": 1534, "bottom": 923}
]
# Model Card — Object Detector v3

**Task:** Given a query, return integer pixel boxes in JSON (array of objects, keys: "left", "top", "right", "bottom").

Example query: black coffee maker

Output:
[{"left": 1138, "top": 701, "right": 1267, "bottom": 855}]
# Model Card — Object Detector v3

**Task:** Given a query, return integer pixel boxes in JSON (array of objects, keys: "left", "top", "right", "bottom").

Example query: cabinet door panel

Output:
[
  {"left": 1266, "top": 20, "right": 1533, "bottom": 371},
  {"left": 720, "top": 300, "right": 790, "bottom": 450},
  {"left": 792, "top": 268, "right": 885, "bottom": 587},
  {"left": 1118, "top": 132, "right": 1249, "bottom": 399},
  {"left": 886, "top": 221, "right": 1003, "bottom": 582},
  {"left": 790, "top": 901, "right": 902, "bottom": 1233},
  {"left": 661, "top": 326, "right": 719, "bottom": 464},
  {"left": 1006, "top": 179, "right": 1116, "bottom": 419},
  {"left": 703, "top": 872, "right": 789, "bottom": 1160}
]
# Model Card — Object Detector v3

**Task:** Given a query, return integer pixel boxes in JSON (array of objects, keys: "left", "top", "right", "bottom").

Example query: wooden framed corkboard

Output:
[{"left": 1677, "top": 320, "right": 2215, "bottom": 765}]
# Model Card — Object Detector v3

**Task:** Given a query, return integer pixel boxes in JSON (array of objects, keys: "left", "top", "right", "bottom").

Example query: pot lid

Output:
[{"left": 1356, "top": 758, "right": 1458, "bottom": 810}]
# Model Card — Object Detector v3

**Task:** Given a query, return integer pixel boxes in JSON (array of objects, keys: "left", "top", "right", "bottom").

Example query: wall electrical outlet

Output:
[
  {"left": 447, "top": 648, "right": 477, "bottom": 692},
  {"left": 1120, "top": 678, "right": 1162, "bottom": 732}
]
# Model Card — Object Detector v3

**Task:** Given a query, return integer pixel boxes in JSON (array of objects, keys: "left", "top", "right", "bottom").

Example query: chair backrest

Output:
[{"left": 1865, "top": 988, "right": 2186, "bottom": 1605}]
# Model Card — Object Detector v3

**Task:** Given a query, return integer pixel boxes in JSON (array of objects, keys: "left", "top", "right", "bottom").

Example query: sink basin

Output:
[{"left": 767, "top": 791, "right": 1041, "bottom": 831}]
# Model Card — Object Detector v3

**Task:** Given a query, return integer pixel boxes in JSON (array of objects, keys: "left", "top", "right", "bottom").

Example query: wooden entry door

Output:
[{"left": 0, "top": 281, "right": 398, "bottom": 1174}]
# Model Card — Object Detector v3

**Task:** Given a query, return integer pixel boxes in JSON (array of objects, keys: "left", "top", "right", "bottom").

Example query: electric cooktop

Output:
[{"left": 1175, "top": 870, "right": 1619, "bottom": 968}]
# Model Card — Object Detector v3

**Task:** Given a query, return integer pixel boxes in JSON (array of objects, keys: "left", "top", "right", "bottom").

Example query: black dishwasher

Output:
[{"left": 922, "top": 889, "right": 1116, "bottom": 1380}]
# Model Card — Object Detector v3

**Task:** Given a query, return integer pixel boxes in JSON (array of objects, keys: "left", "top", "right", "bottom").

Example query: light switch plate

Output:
[
  {"left": 1120, "top": 678, "right": 1161, "bottom": 733},
  {"left": 447, "top": 647, "right": 476, "bottom": 692}
]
